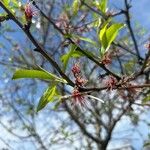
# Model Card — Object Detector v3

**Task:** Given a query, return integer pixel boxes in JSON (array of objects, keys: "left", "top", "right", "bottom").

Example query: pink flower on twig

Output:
[
  {"left": 101, "top": 52, "right": 112, "bottom": 65},
  {"left": 71, "top": 62, "right": 81, "bottom": 77},
  {"left": 75, "top": 76, "right": 87, "bottom": 87},
  {"left": 72, "top": 89, "right": 87, "bottom": 107},
  {"left": 105, "top": 75, "right": 117, "bottom": 90},
  {"left": 24, "top": 2, "right": 37, "bottom": 22},
  {"left": 71, "top": 89, "right": 104, "bottom": 108}
]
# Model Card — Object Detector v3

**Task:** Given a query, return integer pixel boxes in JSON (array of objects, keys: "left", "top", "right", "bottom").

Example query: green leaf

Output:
[
  {"left": 74, "top": 35, "right": 98, "bottom": 46},
  {"left": 91, "top": 18, "right": 101, "bottom": 28},
  {"left": 37, "top": 66, "right": 67, "bottom": 83},
  {"left": 53, "top": 99, "right": 62, "bottom": 110},
  {"left": 99, "top": 23, "right": 125, "bottom": 54},
  {"left": 124, "top": 59, "right": 136, "bottom": 75},
  {"left": 106, "top": 23, "right": 125, "bottom": 50},
  {"left": 100, "top": 0, "right": 108, "bottom": 13},
  {"left": 93, "top": 0, "right": 108, "bottom": 13},
  {"left": 37, "top": 85, "right": 59, "bottom": 112},
  {"left": 61, "top": 44, "right": 98, "bottom": 70},
  {"left": 11, "top": 0, "right": 20, "bottom": 9},
  {"left": 2, "top": 0, "right": 16, "bottom": 14},
  {"left": 99, "top": 23, "right": 108, "bottom": 45},
  {"left": 2, "top": 0, "right": 10, "bottom": 6},
  {"left": 72, "top": 0, "right": 80, "bottom": 15},
  {"left": 143, "top": 95, "right": 150, "bottom": 103},
  {"left": 71, "top": 51, "right": 84, "bottom": 57},
  {"left": 61, "top": 44, "right": 77, "bottom": 71},
  {"left": 12, "top": 69, "right": 67, "bottom": 83},
  {"left": 99, "top": 23, "right": 108, "bottom": 54}
]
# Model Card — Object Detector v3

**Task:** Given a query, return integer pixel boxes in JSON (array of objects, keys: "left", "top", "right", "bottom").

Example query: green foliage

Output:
[
  {"left": 93, "top": 0, "right": 108, "bottom": 13},
  {"left": 143, "top": 95, "right": 150, "bottom": 103},
  {"left": 99, "top": 0, "right": 108, "bottom": 13},
  {"left": 74, "top": 35, "right": 98, "bottom": 46},
  {"left": 61, "top": 43, "right": 97, "bottom": 71},
  {"left": 12, "top": 69, "right": 67, "bottom": 83},
  {"left": 72, "top": 0, "right": 80, "bottom": 15},
  {"left": 124, "top": 59, "right": 136, "bottom": 74},
  {"left": 61, "top": 44, "right": 77, "bottom": 71},
  {"left": 10, "top": 0, "right": 20, "bottom": 9},
  {"left": 99, "top": 23, "right": 125, "bottom": 55},
  {"left": 2, "top": 0, "right": 20, "bottom": 14},
  {"left": 12, "top": 68, "right": 67, "bottom": 112},
  {"left": 37, "top": 85, "right": 60, "bottom": 112},
  {"left": 2, "top": 0, "right": 10, "bottom": 6}
]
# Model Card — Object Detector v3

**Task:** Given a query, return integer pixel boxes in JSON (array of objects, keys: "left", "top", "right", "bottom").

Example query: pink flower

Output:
[
  {"left": 144, "top": 42, "right": 150, "bottom": 50},
  {"left": 71, "top": 62, "right": 87, "bottom": 87},
  {"left": 71, "top": 89, "right": 104, "bottom": 108},
  {"left": 55, "top": 13, "right": 69, "bottom": 31},
  {"left": 105, "top": 76, "right": 117, "bottom": 90},
  {"left": 101, "top": 52, "right": 112, "bottom": 65},
  {"left": 71, "top": 63, "right": 81, "bottom": 77},
  {"left": 24, "top": 2, "right": 36, "bottom": 22},
  {"left": 72, "top": 89, "right": 87, "bottom": 107},
  {"left": 75, "top": 76, "right": 87, "bottom": 87}
]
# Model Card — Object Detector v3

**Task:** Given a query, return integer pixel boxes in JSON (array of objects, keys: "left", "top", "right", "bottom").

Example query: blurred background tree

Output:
[{"left": 0, "top": 0, "right": 150, "bottom": 150}]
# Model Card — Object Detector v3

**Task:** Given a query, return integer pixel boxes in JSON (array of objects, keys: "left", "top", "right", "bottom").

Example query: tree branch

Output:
[
  {"left": 0, "top": 2, "right": 74, "bottom": 87},
  {"left": 124, "top": 0, "right": 142, "bottom": 62},
  {"left": 32, "top": 0, "right": 121, "bottom": 80}
]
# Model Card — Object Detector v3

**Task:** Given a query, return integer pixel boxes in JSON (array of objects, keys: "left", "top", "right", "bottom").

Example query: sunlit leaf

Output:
[
  {"left": 12, "top": 69, "right": 67, "bottom": 83},
  {"left": 93, "top": 0, "right": 108, "bottom": 13},
  {"left": 124, "top": 59, "right": 136, "bottom": 75},
  {"left": 71, "top": 51, "right": 84, "bottom": 57},
  {"left": 106, "top": 23, "right": 125, "bottom": 50},
  {"left": 2, "top": 0, "right": 10, "bottom": 6},
  {"left": 37, "top": 85, "right": 60, "bottom": 112},
  {"left": 72, "top": 0, "right": 80, "bottom": 15},
  {"left": 61, "top": 44, "right": 77, "bottom": 71},
  {"left": 100, "top": 0, "right": 108, "bottom": 13},
  {"left": 74, "top": 35, "right": 98, "bottom": 46},
  {"left": 99, "top": 23, "right": 108, "bottom": 45},
  {"left": 143, "top": 95, "right": 150, "bottom": 103},
  {"left": 99, "top": 23, "right": 125, "bottom": 54},
  {"left": 11, "top": 0, "right": 20, "bottom": 9}
]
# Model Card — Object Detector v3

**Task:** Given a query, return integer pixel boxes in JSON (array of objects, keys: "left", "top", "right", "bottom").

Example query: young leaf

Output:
[
  {"left": 11, "top": 0, "right": 20, "bottom": 9},
  {"left": 2, "top": 0, "right": 16, "bottom": 14},
  {"left": 93, "top": 0, "right": 108, "bottom": 13},
  {"left": 37, "top": 66, "right": 67, "bottom": 83},
  {"left": 71, "top": 51, "right": 84, "bottom": 58},
  {"left": 99, "top": 23, "right": 108, "bottom": 45},
  {"left": 74, "top": 35, "right": 98, "bottom": 46},
  {"left": 37, "top": 85, "right": 59, "bottom": 112},
  {"left": 106, "top": 23, "right": 125, "bottom": 50},
  {"left": 61, "top": 44, "right": 77, "bottom": 71},
  {"left": 100, "top": 0, "right": 108, "bottom": 13},
  {"left": 99, "top": 23, "right": 108, "bottom": 54},
  {"left": 72, "top": 0, "right": 80, "bottom": 15},
  {"left": 2, "top": 0, "right": 10, "bottom": 6},
  {"left": 12, "top": 69, "right": 67, "bottom": 83},
  {"left": 99, "top": 23, "right": 125, "bottom": 54},
  {"left": 143, "top": 95, "right": 150, "bottom": 103}
]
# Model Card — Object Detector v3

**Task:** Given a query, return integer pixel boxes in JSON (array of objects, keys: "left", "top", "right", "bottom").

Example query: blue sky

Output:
[
  {"left": 111, "top": 0, "right": 150, "bottom": 30},
  {"left": 110, "top": 1, "right": 150, "bottom": 149},
  {"left": 0, "top": 1, "right": 150, "bottom": 150}
]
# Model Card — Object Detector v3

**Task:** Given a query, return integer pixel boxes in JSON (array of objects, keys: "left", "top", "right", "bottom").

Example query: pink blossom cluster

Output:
[{"left": 71, "top": 62, "right": 87, "bottom": 107}]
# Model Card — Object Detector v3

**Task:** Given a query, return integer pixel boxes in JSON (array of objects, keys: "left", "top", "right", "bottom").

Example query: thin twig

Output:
[
  {"left": 32, "top": 0, "right": 121, "bottom": 80},
  {"left": 0, "top": 1, "right": 74, "bottom": 87},
  {"left": 124, "top": 0, "right": 142, "bottom": 62}
]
